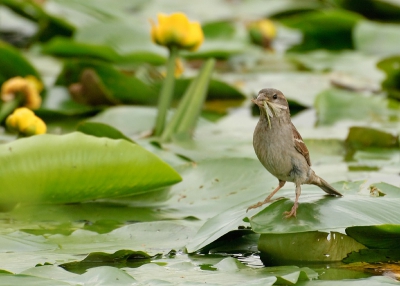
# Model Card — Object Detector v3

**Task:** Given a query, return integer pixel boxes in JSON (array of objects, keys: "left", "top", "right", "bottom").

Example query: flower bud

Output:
[
  {"left": 150, "top": 12, "right": 204, "bottom": 51},
  {"left": 6, "top": 107, "right": 46, "bottom": 136},
  {"left": 1, "top": 76, "right": 42, "bottom": 109}
]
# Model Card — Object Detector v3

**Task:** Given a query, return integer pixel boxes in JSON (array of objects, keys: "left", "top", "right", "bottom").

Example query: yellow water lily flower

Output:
[
  {"left": 247, "top": 19, "right": 276, "bottom": 49},
  {"left": 6, "top": 107, "right": 46, "bottom": 136},
  {"left": 150, "top": 12, "right": 204, "bottom": 51},
  {"left": 1, "top": 76, "right": 43, "bottom": 109}
]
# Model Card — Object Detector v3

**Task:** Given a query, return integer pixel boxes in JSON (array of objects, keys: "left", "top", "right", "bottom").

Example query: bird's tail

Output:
[{"left": 312, "top": 176, "right": 343, "bottom": 196}]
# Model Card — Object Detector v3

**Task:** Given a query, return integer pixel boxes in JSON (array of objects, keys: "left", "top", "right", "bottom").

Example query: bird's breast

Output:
[{"left": 253, "top": 118, "right": 309, "bottom": 183}]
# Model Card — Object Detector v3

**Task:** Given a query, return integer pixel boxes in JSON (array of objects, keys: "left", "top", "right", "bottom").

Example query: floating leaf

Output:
[
  {"left": 0, "top": 132, "right": 181, "bottom": 204},
  {"left": 377, "top": 56, "right": 400, "bottom": 100},
  {"left": 56, "top": 60, "right": 157, "bottom": 104},
  {"left": 0, "top": 41, "right": 41, "bottom": 84},
  {"left": 346, "top": 224, "right": 400, "bottom": 249},
  {"left": 37, "top": 86, "right": 98, "bottom": 117},
  {"left": 280, "top": 10, "right": 362, "bottom": 51},
  {"left": 314, "top": 88, "right": 396, "bottom": 126},
  {"left": 354, "top": 20, "right": 400, "bottom": 57},
  {"left": 41, "top": 37, "right": 120, "bottom": 62},
  {"left": 0, "top": 0, "right": 74, "bottom": 42},
  {"left": 345, "top": 126, "right": 399, "bottom": 150},
  {"left": 60, "top": 250, "right": 152, "bottom": 274},
  {"left": 250, "top": 182, "right": 400, "bottom": 234},
  {"left": 343, "top": 249, "right": 400, "bottom": 264},
  {"left": 258, "top": 231, "right": 366, "bottom": 265},
  {"left": 77, "top": 122, "right": 134, "bottom": 143},
  {"left": 335, "top": 0, "right": 400, "bottom": 21}
]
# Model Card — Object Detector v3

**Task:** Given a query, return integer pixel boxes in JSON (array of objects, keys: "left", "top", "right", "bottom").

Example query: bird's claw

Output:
[{"left": 283, "top": 203, "right": 298, "bottom": 218}]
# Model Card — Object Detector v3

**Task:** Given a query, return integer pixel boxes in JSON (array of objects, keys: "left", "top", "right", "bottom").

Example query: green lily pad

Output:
[
  {"left": 41, "top": 37, "right": 121, "bottom": 62},
  {"left": 335, "top": 0, "right": 400, "bottom": 21},
  {"left": 377, "top": 56, "right": 400, "bottom": 100},
  {"left": 74, "top": 20, "right": 166, "bottom": 60},
  {"left": 343, "top": 248, "right": 400, "bottom": 263},
  {"left": 47, "top": 221, "right": 196, "bottom": 256},
  {"left": 345, "top": 126, "right": 399, "bottom": 150},
  {"left": 55, "top": 59, "right": 157, "bottom": 104},
  {"left": 250, "top": 182, "right": 400, "bottom": 234},
  {"left": 287, "top": 50, "right": 383, "bottom": 87},
  {"left": 354, "top": 20, "right": 400, "bottom": 57},
  {"left": 0, "top": 231, "right": 56, "bottom": 253},
  {"left": 258, "top": 231, "right": 366, "bottom": 265},
  {"left": 87, "top": 106, "right": 158, "bottom": 138},
  {"left": 346, "top": 224, "right": 400, "bottom": 249},
  {"left": 60, "top": 249, "right": 152, "bottom": 274},
  {"left": 0, "top": 0, "right": 74, "bottom": 42},
  {"left": 36, "top": 86, "right": 98, "bottom": 117},
  {"left": 280, "top": 10, "right": 363, "bottom": 51},
  {"left": 0, "top": 41, "right": 41, "bottom": 84},
  {"left": 295, "top": 276, "right": 399, "bottom": 285},
  {"left": 77, "top": 122, "right": 134, "bottom": 143},
  {"left": 0, "top": 132, "right": 181, "bottom": 204},
  {"left": 314, "top": 88, "right": 398, "bottom": 126}
]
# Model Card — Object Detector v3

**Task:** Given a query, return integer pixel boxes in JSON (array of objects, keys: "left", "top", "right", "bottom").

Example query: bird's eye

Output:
[{"left": 272, "top": 94, "right": 278, "bottom": 99}]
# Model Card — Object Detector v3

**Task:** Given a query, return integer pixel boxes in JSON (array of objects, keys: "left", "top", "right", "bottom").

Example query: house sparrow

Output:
[{"left": 248, "top": 88, "right": 342, "bottom": 218}]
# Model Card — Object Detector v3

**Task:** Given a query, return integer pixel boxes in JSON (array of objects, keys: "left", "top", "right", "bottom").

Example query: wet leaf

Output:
[
  {"left": 56, "top": 59, "right": 157, "bottom": 104},
  {"left": 344, "top": 249, "right": 400, "bottom": 264},
  {"left": 258, "top": 231, "right": 366, "bottom": 265},
  {"left": 0, "top": 41, "right": 41, "bottom": 84},
  {"left": 77, "top": 122, "right": 134, "bottom": 143},
  {"left": 354, "top": 20, "right": 400, "bottom": 57},
  {"left": 377, "top": 56, "right": 400, "bottom": 100},
  {"left": 1, "top": 0, "right": 74, "bottom": 42},
  {"left": 250, "top": 182, "right": 400, "bottom": 234},
  {"left": 47, "top": 221, "right": 196, "bottom": 256},
  {"left": 345, "top": 126, "right": 399, "bottom": 151},
  {"left": 346, "top": 225, "right": 400, "bottom": 249},
  {"left": 314, "top": 88, "right": 397, "bottom": 126},
  {"left": 280, "top": 10, "right": 362, "bottom": 51},
  {"left": 37, "top": 86, "right": 97, "bottom": 117},
  {"left": 0, "top": 132, "right": 181, "bottom": 204},
  {"left": 41, "top": 37, "right": 120, "bottom": 62},
  {"left": 60, "top": 249, "right": 152, "bottom": 274}
]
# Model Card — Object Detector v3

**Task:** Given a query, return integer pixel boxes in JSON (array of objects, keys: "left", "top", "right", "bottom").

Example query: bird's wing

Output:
[{"left": 291, "top": 123, "right": 311, "bottom": 166}]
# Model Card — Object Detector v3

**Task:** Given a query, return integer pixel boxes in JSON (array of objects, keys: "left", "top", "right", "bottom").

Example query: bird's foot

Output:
[
  {"left": 246, "top": 197, "right": 284, "bottom": 212},
  {"left": 246, "top": 201, "right": 265, "bottom": 212},
  {"left": 283, "top": 203, "right": 298, "bottom": 218}
]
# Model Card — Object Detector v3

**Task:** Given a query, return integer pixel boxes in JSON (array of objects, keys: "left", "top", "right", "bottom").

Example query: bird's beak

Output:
[{"left": 251, "top": 97, "right": 267, "bottom": 107}]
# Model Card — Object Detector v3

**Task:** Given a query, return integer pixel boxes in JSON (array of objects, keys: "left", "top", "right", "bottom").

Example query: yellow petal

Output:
[
  {"left": 24, "top": 83, "right": 42, "bottom": 110},
  {"left": 25, "top": 75, "right": 43, "bottom": 93},
  {"left": 0, "top": 76, "right": 42, "bottom": 109},
  {"left": 182, "top": 22, "right": 204, "bottom": 51},
  {"left": 1, "top": 76, "right": 26, "bottom": 101},
  {"left": 150, "top": 12, "right": 203, "bottom": 51},
  {"left": 5, "top": 107, "right": 46, "bottom": 136},
  {"left": 257, "top": 19, "right": 276, "bottom": 39}
]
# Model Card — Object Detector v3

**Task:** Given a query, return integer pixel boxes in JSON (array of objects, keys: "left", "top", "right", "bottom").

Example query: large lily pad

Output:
[
  {"left": 354, "top": 20, "right": 400, "bottom": 57},
  {"left": 346, "top": 224, "right": 400, "bottom": 249},
  {"left": 0, "top": 41, "right": 41, "bottom": 84},
  {"left": 0, "top": 132, "right": 181, "bottom": 204},
  {"left": 314, "top": 88, "right": 399, "bottom": 126},
  {"left": 280, "top": 10, "right": 362, "bottom": 51},
  {"left": 55, "top": 59, "right": 157, "bottom": 104},
  {"left": 250, "top": 182, "right": 400, "bottom": 234},
  {"left": 258, "top": 231, "right": 366, "bottom": 265}
]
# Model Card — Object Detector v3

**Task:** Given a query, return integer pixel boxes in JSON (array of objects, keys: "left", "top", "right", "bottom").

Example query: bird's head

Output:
[{"left": 251, "top": 88, "right": 289, "bottom": 118}]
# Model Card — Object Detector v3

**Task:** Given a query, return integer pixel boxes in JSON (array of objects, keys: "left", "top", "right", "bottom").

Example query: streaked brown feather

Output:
[{"left": 291, "top": 123, "right": 311, "bottom": 166}]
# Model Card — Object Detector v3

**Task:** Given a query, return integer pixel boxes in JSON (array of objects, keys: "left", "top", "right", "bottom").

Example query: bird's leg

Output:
[
  {"left": 284, "top": 183, "right": 301, "bottom": 218},
  {"left": 247, "top": 180, "right": 286, "bottom": 212}
]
